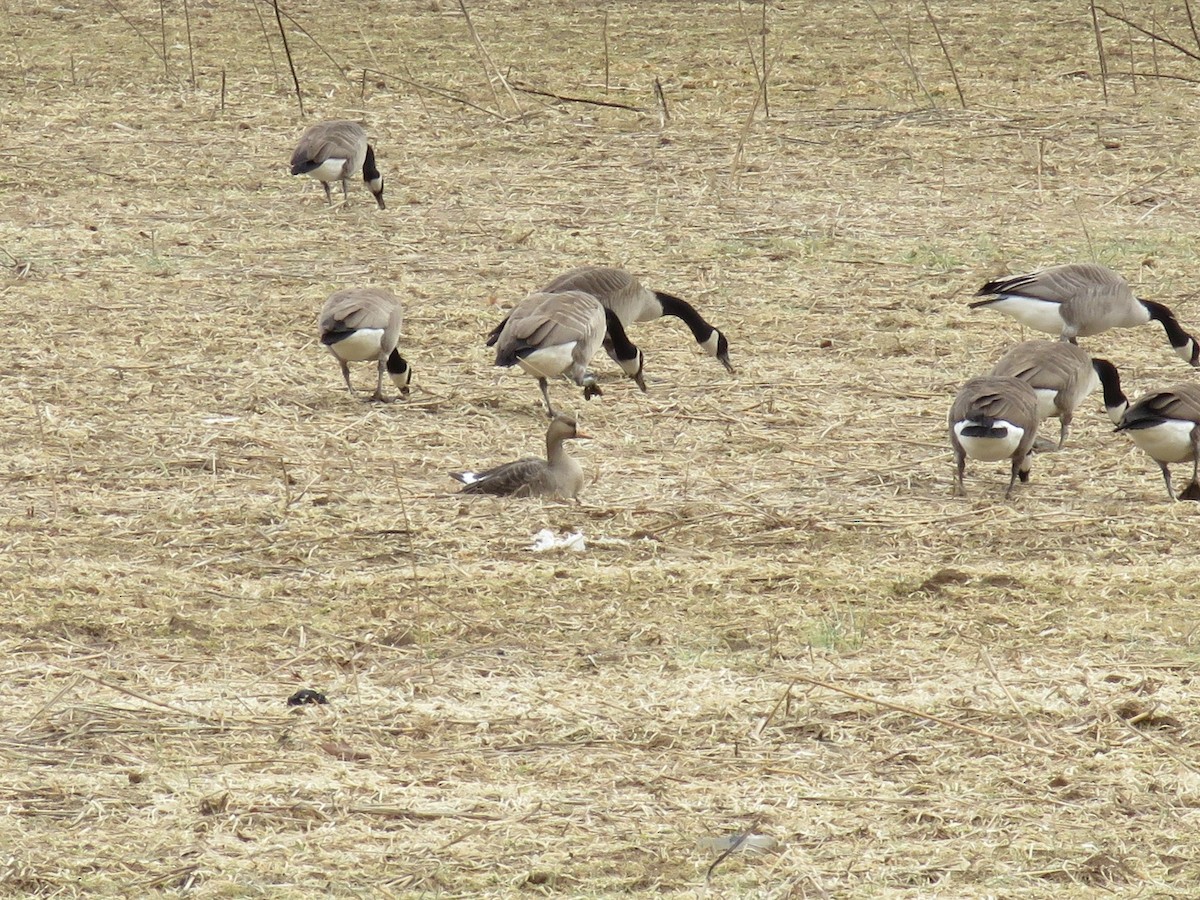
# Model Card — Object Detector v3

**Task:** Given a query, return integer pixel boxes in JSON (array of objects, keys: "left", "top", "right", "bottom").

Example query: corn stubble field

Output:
[{"left": 4, "top": 0, "right": 1200, "bottom": 895}]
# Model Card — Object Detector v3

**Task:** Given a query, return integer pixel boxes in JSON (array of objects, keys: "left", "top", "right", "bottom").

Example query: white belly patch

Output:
[
  {"left": 328, "top": 328, "right": 385, "bottom": 361},
  {"left": 516, "top": 342, "right": 577, "bottom": 379},
  {"left": 955, "top": 419, "right": 1026, "bottom": 461},
  {"left": 1128, "top": 420, "right": 1197, "bottom": 463}
]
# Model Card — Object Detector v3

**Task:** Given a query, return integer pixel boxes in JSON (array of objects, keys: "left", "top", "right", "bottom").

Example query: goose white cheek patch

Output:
[{"left": 700, "top": 331, "right": 721, "bottom": 357}]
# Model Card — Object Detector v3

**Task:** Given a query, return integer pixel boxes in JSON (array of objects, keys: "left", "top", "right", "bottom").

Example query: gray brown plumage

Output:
[
  {"left": 317, "top": 287, "right": 411, "bottom": 401},
  {"left": 1115, "top": 383, "right": 1200, "bottom": 501},
  {"left": 541, "top": 266, "right": 734, "bottom": 373},
  {"left": 971, "top": 263, "right": 1200, "bottom": 366},
  {"left": 290, "top": 121, "right": 385, "bottom": 209},
  {"left": 489, "top": 290, "right": 623, "bottom": 416},
  {"left": 948, "top": 376, "right": 1040, "bottom": 498},
  {"left": 989, "top": 340, "right": 1118, "bottom": 449},
  {"left": 452, "top": 414, "right": 589, "bottom": 499}
]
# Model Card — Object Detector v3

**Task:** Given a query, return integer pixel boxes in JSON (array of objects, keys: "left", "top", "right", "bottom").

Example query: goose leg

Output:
[
  {"left": 1179, "top": 433, "right": 1200, "bottom": 501},
  {"left": 371, "top": 355, "right": 387, "bottom": 402},
  {"left": 1057, "top": 415, "right": 1071, "bottom": 450},
  {"left": 952, "top": 446, "right": 966, "bottom": 496},
  {"left": 322, "top": 182, "right": 333, "bottom": 206},
  {"left": 338, "top": 360, "right": 354, "bottom": 395},
  {"left": 341, "top": 179, "right": 350, "bottom": 203},
  {"left": 1159, "top": 462, "right": 1176, "bottom": 501},
  {"left": 538, "top": 377, "right": 556, "bottom": 418},
  {"left": 1004, "top": 458, "right": 1021, "bottom": 499}
]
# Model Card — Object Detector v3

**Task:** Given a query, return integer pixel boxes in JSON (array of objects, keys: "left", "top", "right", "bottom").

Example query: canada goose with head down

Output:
[
  {"left": 540, "top": 266, "right": 734, "bottom": 373},
  {"left": 487, "top": 290, "right": 646, "bottom": 416},
  {"left": 988, "top": 340, "right": 1121, "bottom": 449},
  {"left": 317, "top": 287, "right": 411, "bottom": 401},
  {"left": 949, "top": 376, "right": 1040, "bottom": 499},
  {"left": 972, "top": 263, "right": 1200, "bottom": 366},
  {"left": 290, "top": 120, "right": 385, "bottom": 209}
]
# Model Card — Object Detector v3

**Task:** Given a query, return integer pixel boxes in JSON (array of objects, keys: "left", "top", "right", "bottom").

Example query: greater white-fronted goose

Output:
[
  {"left": 949, "top": 376, "right": 1040, "bottom": 498},
  {"left": 317, "top": 287, "right": 411, "bottom": 401},
  {"left": 971, "top": 263, "right": 1200, "bottom": 366},
  {"left": 989, "top": 340, "right": 1121, "bottom": 449},
  {"left": 1115, "top": 383, "right": 1200, "bottom": 501},
  {"left": 540, "top": 266, "right": 734, "bottom": 373},
  {"left": 452, "top": 413, "right": 589, "bottom": 500},
  {"left": 290, "top": 121, "right": 385, "bottom": 209},
  {"left": 487, "top": 290, "right": 645, "bottom": 416}
]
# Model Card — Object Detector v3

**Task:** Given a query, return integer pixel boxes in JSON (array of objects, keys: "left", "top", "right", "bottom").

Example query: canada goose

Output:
[
  {"left": 971, "top": 263, "right": 1200, "bottom": 366},
  {"left": 988, "top": 340, "right": 1120, "bottom": 449},
  {"left": 1114, "top": 383, "right": 1200, "bottom": 501},
  {"left": 317, "top": 287, "right": 411, "bottom": 401},
  {"left": 540, "top": 266, "right": 735, "bottom": 373},
  {"left": 290, "top": 121, "right": 385, "bottom": 209},
  {"left": 451, "top": 413, "right": 589, "bottom": 500},
  {"left": 949, "top": 376, "right": 1040, "bottom": 498},
  {"left": 487, "top": 290, "right": 646, "bottom": 416}
]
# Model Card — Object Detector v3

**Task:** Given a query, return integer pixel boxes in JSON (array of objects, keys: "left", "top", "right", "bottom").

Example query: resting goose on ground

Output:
[
  {"left": 317, "top": 287, "right": 411, "bottom": 401},
  {"left": 971, "top": 263, "right": 1200, "bottom": 366},
  {"left": 989, "top": 340, "right": 1121, "bottom": 449},
  {"left": 487, "top": 290, "right": 645, "bottom": 416},
  {"left": 1113, "top": 383, "right": 1200, "bottom": 501},
  {"left": 949, "top": 376, "right": 1040, "bottom": 499},
  {"left": 451, "top": 413, "right": 589, "bottom": 500},
  {"left": 290, "top": 120, "right": 385, "bottom": 209},
  {"left": 540, "top": 266, "right": 735, "bottom": 373}
]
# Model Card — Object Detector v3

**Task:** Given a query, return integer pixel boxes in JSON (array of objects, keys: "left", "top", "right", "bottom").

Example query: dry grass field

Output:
[{"left": 4, "top": 0, "right": 1200, "bottom": 895}]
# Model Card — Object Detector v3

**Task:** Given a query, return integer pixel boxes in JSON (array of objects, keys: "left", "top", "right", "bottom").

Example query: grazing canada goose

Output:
[
  {"left": 451, "top": 413, "right": 589, "bottom": 500},
  {"left": 949, "top": 376, "right": 1040, "bottom": 499},
  {"left": 487, "top": 290, "right": 646, "bottom": 416},
  {"left": 972, "top": 263, "right": 1200, "bottom": 366},
  {"left": 317, "top": 287, "right": 411, "bottom": 401},
  {"left": 989, "top": 340, "right": 1120, "bottom": 449},
  {"left": 540, "top": 266, "right": 735, "bottom": 373},
  {"left": 1114, "top": 383, "right": 1200, "bottom": 501},
  {"left": 290, "top": 120, "right": 385, "bottom": 209}
]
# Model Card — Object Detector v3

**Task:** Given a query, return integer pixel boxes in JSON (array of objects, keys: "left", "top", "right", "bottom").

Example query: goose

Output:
[
  {"left": 290, "top": 121, "right": 385, "bottom": 209},
  {"left": 451, "top": 413, "right": 589, "bottom": 500},
  {"left": 988, "top": 340, "right": 1121, "bottom": 449},
  {"left": 487, "top": 290, "right": 646, "bottom": 416},
  {"left": 1114, "top": 383, "right": 1200, "bottom": 501},
  {"left": 317, "top": 287, "right": 411, "bottom": 401},
  {"left": 971, "top": 263, "right": 1200, "bottom": 366},
  {"left": 949, "top": 376, "right": 1040, "bottom": 498},
  {"left": 540, "top": 266, "right": 735, "bottom": 373}
]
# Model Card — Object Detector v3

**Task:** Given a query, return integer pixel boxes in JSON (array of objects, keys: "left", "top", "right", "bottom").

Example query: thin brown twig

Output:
[
  {"left": 922, "top": 0, "right": 965, "bottom": 108},
  {"left": 511, "top": 80, "right": 643, "bottom": 112},
  {"left": 457, "top": 0, "right": 524, "bottom": 116},
  {"left": 790, "top": 673, "right": 1054, "bottom": 755},
  {"left": 273, "top": 0, "right": 304, "bottom": 116},
  {"left": 1095, "top": 5, "right": 1200, "bottom": 63},
  {"left": 866, "top": 0, "right": 934, "bottom": 107}
]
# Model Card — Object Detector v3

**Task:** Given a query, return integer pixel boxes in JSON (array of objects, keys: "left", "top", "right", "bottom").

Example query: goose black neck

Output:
[
  {"left": 1143, "top": 299, "right": 1200, "bottom": 364},
  {"left": 386, "top": 348, "right": 409, "bottom": 376},
  {"left": 363, "top": 145, "right": 381, "bottom": 182},
  {"left": 1092, "top": 357, "right": 1126, "bottom": 410},
  {"left": 604, "top": 308, "right": 641, "bottom": 362},
  {"left": 655, "top": 291, "right": 715, "bottom": 343}
]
